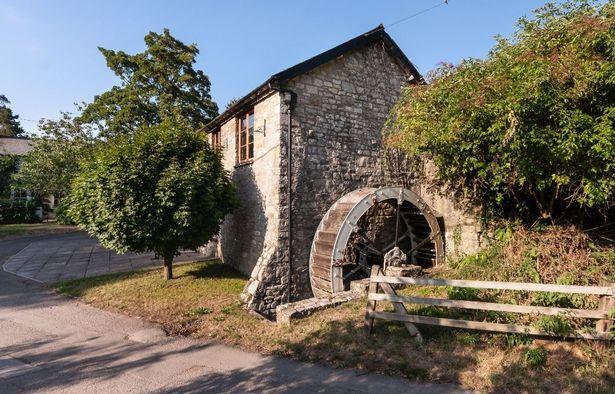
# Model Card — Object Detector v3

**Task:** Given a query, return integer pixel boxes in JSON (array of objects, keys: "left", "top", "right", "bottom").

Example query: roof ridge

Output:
[{"left": 204, "top": 25, "right": 422, "bottom": 132}]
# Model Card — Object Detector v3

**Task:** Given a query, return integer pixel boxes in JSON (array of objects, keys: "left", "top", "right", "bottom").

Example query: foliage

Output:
[
  {"left": 225, "top": 97, "right": 241, "bottom": 110},
  {"left": 535, "top": 315, "right": 574, "bottom": 337},
  {"left": 429, "top": 223, "right": 614, "bottom": 335},
  {"left": 67, "top": 121, "right": 237, "bottom": 277},
  {"left": 78, "top": 29, "right": 218, "bottom": 138},
  {"left": 523, "top": 347, "right": 548, "bottom": 368},
  {"left": 0, "top": 95, "right": 25, "bottom": 137},
  {"left": 388, "top": 1, "right": 615, "bottom": 220},
  {"left": 184, "top": 306, "right": 213, "bottom": 318},
  {"left": 0, "top": 155, "right": 19, "bottom": 197},
  {"left": 0, "top": 198, "right": 38, "bottom": 224},
  {"left": 12, "top": 113, "right": 95, "bottom": 197},
  {"left": 54, "top": 200, "right": 74, "bottom": 225}
]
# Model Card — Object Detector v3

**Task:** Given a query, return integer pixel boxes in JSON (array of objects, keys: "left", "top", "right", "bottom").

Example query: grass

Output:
[
  {"left": 0, "top": 222, "right": 77, "bottom": 239},
  {"left": 56, "top": 258, "right": 615, "bottom": 393}
]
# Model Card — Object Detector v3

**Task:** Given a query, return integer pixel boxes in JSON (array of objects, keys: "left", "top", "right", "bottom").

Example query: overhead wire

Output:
[{"left": 385, "top": 0, "right": 450, "bottom": 29}]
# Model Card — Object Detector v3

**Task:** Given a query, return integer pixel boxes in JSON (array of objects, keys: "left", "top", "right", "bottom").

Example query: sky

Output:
[{"left": 1, "top": 0, "right": 559, "bottom": 134}]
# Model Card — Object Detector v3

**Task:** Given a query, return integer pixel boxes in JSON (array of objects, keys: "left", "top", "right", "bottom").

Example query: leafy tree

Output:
[
  {"left": 0, "top": 95, "right": 25, "bottom": 137},
  {"left": 78, "top": 29, "right": 218, "bottom": 137},
  {"left": 13, "top": 113, "right": 95, "bottom": 197},
  {"left": 0, "top": 155, "right": 19, "bottom": 197},
  {"left": 67, "top": 122, "right": 236, "bottom": 279},
  {"left": 388, "top": 0, "right": 615, "bottom": 221}
]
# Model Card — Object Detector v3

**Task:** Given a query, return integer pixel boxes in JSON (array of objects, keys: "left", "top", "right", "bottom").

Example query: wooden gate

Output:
[{"left": 364, "top": 265, "right": 614, "bottom": 342}]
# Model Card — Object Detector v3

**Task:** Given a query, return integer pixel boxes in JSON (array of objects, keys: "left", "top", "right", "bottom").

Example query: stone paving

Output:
[{"left": 2, "top": 232, "right": 206, "bottom": 283}]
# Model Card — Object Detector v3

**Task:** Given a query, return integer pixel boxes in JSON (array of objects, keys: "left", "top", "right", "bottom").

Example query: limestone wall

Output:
[
  {"left": 284, "top": 42, "right": 412, "bottom": 299},
  {"left": 215, "top": 92, "right": 284, "bottom": 283},
  {"left": 412, "top": 161, "right": 484, "bottom": 259}
]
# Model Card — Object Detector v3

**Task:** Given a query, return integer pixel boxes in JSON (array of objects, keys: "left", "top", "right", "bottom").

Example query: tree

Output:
[
  {"left": 67, "top": 122, "right": 236, "bottom": 279},
  {"left": 0, "top": 95, "right": 25, "bottom": 137},
  {"left": 78, "top": 29, "right": 218, "bottom": 138},
  {"left": 388, "top": 0, "right": 615, "bottom": 221},
  {"left": 0, "top": 155, "right": 19, "bottom": 197},
  {"left": 13, "top": 113, "right": 95, "bottom": 197}
]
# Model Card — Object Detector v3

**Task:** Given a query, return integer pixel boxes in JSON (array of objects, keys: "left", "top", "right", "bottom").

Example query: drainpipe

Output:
[{"left": 281, "top": 90, "right": 296, "bottom": 303}]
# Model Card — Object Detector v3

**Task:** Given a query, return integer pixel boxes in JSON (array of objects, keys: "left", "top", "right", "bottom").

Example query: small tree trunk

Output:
[{"left": 163, "top": 256, "right": 173, "bottom": 280}]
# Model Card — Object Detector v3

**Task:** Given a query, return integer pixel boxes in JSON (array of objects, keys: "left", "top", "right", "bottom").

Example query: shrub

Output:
[
  {"left": 0, "top": 155, "right": 18, "bottom": 198},
  {"left": 523, "top": 347, "right": 547, "bottom": 368},
  {"left": 54, "top": 201, "right": 74, "bottom": 225},
  {"left": 388, "top": 1, "right": 615, "bottom": 221},
  {"left": 0, "top": 198, "right": 39, "bottom": 224}
]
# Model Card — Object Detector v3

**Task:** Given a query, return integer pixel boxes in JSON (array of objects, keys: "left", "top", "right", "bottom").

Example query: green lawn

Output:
[
  {"left": 56, "top": 259, "right": 614, "bottom": 393},
  {"left": 0, "top": 222, "right": 78, "bottom": 239}
]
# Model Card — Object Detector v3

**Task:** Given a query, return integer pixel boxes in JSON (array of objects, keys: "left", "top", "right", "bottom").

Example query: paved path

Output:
[
  {"left": 2, "top": 232, "right": 205, "bottom": 283},
  {"left": 0, "top": 235, "right": 465, "bottom": 393}
]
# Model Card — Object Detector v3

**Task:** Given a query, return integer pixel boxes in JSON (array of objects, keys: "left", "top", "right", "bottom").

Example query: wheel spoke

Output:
[{"left": 407, "top": 231, "right": 440, "bottom": 255}]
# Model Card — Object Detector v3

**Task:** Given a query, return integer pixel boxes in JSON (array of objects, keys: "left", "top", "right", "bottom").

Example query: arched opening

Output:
[{"left": 309, "top": 187, "right": 444, "bottom": 297}]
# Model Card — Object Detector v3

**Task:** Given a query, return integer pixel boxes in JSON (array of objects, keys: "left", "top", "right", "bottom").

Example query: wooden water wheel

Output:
[{"left": 309, "top": 187, "right": 444, "bottom": 297}]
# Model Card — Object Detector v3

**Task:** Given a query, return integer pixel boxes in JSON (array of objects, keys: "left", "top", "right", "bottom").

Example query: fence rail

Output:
[{"left": 364, "top": 266, "right": 614, "bottom": 342}]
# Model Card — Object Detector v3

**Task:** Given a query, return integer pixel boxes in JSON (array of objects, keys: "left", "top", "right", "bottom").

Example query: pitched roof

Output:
[{"left": 204, "top": 25, "right": 422, "bottom": 132}]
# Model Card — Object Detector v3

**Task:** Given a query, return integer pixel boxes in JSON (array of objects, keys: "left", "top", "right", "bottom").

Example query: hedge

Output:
[{"left": 0, "top": 199, "right": 39, "bottom": 224}]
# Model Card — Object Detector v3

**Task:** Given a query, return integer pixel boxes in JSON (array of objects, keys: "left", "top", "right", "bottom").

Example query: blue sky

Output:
[{"left": 1, "top": 0, "right": 557, "bottom": 134}]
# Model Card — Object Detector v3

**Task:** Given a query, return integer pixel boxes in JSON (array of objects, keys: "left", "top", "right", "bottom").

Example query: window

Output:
[
  {"left": 211, "top": 129, "right": 221, "bottom": 147},
  {"left": 236, "top": 110, "right": 254, "bottom": 164}
]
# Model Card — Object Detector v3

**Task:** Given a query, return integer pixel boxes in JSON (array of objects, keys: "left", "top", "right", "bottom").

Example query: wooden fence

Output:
[{"left": 364, "top": 265, "right": 614, "bottom": 343}]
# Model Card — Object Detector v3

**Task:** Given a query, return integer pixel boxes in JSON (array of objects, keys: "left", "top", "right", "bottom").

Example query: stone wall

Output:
[
  {"left": 0, "top": 137, "right": 32, "bottom": 155},
  {"left": 215, "top": 93, "right": 286, "bottom": 312},
  {"left": 284, "top": 42, "right": 413, "bottom": 300}
]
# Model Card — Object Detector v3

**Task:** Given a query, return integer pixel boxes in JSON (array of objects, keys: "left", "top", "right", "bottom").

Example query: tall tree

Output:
[
  {"left": 13, "top": 113, "right": 95, "bottom": 197},
  {"left": 67, "top": 121, "right": 236, "bottom": 279},
  {"left": 79, "top": 29, "right": 218, "bottom": 137},
  {"left": 389, "top": 0, "right": 615, "bottom": 221},
  {"left": 0, "top": 95, "right": 25, "bottom": 137}
]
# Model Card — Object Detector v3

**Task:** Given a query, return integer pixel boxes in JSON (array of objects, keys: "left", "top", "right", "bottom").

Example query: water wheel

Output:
[{"left": 309, "top": 187, "right": 444, "bottom": 297}]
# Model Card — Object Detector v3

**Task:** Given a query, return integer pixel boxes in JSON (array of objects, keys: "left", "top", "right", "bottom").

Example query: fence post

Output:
[
  {"left": 376, "top": 267, "right": 424, "bottom": 344},
  {"left": 364, "top": 265, "right": 380, "bottom": 335},
  {"left": 596, "top": 284, "right": 614, "bottom": 341}
]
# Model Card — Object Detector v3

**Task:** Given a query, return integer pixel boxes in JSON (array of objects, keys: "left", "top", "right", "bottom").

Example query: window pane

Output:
[
  {"left": 240, "top": 130, "right": 246, "bottom": 146},
  {"left": 241, "top": 146, "right": 246, "bottom": 161},
  {"left": 248, "top": 113, "right": 254, "bottom": 145},
  {"left": 248, "top": 143, "right": 254, "bottom": 159}
]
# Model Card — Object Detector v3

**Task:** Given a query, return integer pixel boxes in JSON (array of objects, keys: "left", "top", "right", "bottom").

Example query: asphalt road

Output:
[{"left": 0, "top": 234, "right": 465, "bottom": 393}]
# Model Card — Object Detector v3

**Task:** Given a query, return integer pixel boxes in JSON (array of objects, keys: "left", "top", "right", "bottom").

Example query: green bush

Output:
[
  {"left": 0, "top": 155, "right": 19, "bottom": 198},
  {"left": 523, "top": 347, "right": 547, "bottom": 368},
  {"left": 54, "top": 201, "right": 74, "bottom": 225},
  {"left": 0, "top": 198, "right": 39, "bottom": 224},
  {"left": 388, "top": 1, "right": 615, "bottom": 221}
]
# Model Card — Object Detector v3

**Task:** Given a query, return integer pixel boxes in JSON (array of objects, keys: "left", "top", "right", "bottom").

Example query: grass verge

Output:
[
  {"left": 0, "top": 222, "right": 78, "bottom": 239},
  {"left": 56, "top": 254, "right": 614, "bottom": 392}
]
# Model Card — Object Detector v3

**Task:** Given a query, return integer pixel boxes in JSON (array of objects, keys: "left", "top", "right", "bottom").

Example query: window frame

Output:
[
  {"left": 211, "top": 128, "right": 221, "bottom": 148},
  {"left": 235, "top": 110, "right": 255, "bottom": 165}
]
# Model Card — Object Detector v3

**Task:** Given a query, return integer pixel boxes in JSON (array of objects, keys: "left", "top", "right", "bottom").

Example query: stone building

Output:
[
  {"left": 0, "top": 136, "right": 32, "bottom": 156},
  {"left": 204, "top": 26, "right": 481, "bottom": 316}
]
